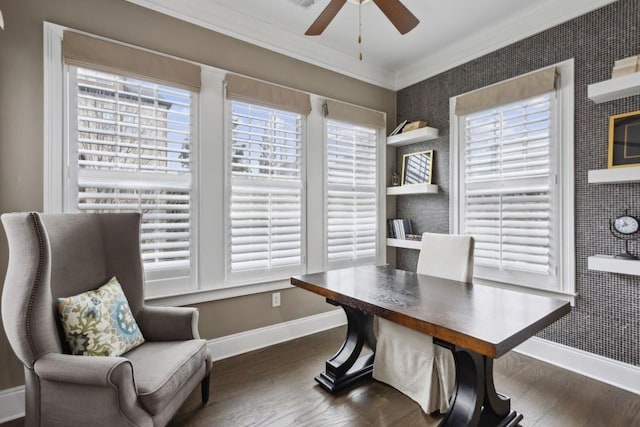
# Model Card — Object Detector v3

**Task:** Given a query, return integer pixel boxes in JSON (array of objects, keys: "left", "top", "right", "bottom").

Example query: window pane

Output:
[
  {"left": 326, "top": 119, "right": 378, "bottom": 264},
  {"left": 230, "top": 185, "right": 302, "bottom": 272},
  {"left": 229, "top": 101, "right": 303, "bottom": 274},
  {"left": 76, "top": 68, "right": 192, "bottom": 175},
  {"left": 465, "top": 95, "right": 551, "bottom": 182},
  {"left": 464, "top": 187, "right": 551, "bottom": 274},
  {"left": 72, "top": 66, "right": 193, "bottom": 274},
  {"left": 231, "top": 102, "right": 302, "bottom": 180},
  {"left": 463, "top": 93, "right": 554, "bottom": 276}
]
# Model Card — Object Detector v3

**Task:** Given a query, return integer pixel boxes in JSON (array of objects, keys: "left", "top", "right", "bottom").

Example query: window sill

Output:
[
  {"left": 145, "top": 279, "right": 294, "bottom": 307},
  {"left": 474, "top": 277, "right": 576, "bottom": 306}
]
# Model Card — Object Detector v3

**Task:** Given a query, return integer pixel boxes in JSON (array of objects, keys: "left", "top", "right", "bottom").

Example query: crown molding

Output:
[
  {"left": 394, "top": 0, "right": 618, "bottom": 89},
  {"left": 126, "top": 0, "right": 395, "bottom": 89},
  {"left": 128, "top": 0, "right": 617, "bottom": 91}
]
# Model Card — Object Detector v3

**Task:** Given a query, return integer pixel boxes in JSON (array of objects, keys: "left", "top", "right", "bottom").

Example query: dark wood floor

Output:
[
  {"left": 3, "top": 326, "right": 640, "bottom": 426},
  {"left": 170, "top": 326, "right": 640, "bottom": 427}
]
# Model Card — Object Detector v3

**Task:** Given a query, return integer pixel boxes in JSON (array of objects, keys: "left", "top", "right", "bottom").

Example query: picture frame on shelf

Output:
[
  {"left": 608, "top": 110, "right": 640, "bottom": 168},
  {"left": 401, "top": 150, "right": 433, "bottom": 185}
]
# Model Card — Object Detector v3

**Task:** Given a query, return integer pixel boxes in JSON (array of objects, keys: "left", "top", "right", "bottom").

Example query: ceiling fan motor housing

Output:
[{"left": 288, "top": 0, "right": 317, "bottom": 8}]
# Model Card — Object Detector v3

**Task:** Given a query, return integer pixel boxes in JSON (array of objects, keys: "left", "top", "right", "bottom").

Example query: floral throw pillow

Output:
[{"left": 58, "top": 277, "right": 145, "bottom": 356}]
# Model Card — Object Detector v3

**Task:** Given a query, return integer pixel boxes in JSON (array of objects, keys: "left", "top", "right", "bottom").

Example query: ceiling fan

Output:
[{"left": 305, "top": 0, "right": 419, "bottom": 36}]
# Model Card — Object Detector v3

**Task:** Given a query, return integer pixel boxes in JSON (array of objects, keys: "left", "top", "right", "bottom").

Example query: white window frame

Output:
[
  {"left": 223, "top": 99, "right": 307, "bottom": 286},
  {"left": 324, "top": 118, "right": 381, "bottom": 270},
  {"left": 66, "top": 66, "right": 199, "bottom": 294},
  {"left": 449, "top": 59, "right": 575, "bottom": 302},
  {"left": 44, "top": 23, "right": 201, "bottom": 298}
]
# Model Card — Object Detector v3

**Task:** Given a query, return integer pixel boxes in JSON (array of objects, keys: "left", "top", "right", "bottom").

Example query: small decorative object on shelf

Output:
[
  {"left": 401, "top": 120, "right": 428, "bottom": 133},
  {"left": 608, "top": 110, "right": 640, "bottom": 168},
  {"left": 402, "top": 150, "right": 433, "bottom": 185},
  {"left": 612, "top": 55, "right": 639, "bottom": 79},
  {"left": 610, "top": 209, "right": 640, "bottom": 259},
  {"left": 390, "top": 171, "right": 401, "bottom": 186},
  {"left": 405, "top": 233, "right": 422, "bottom": 241}
]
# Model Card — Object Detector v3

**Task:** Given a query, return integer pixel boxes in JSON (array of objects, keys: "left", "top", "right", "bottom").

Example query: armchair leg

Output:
[{"left": 201, "top": 374, "right": 211, "bottom": 406}]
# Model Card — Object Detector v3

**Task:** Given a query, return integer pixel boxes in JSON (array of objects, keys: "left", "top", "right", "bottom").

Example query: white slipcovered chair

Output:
[{"left": 373, "top": 232, "right": 475, "bottom": 414}]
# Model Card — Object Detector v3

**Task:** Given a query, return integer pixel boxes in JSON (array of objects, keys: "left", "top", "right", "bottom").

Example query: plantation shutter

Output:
[
  {"left": 462, "top": 92, "right": 556, "bottom": 278},
  {"left": 326, "top": 111, "right": 379, "bottom": 265},
  {"left": 228, "top": 101, "right": 303, "bottom": 276},
  {"left": 69, "top": 66, "right": 194, "bottom": 277}
]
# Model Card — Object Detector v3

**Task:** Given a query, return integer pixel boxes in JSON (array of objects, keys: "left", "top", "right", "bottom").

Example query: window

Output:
[
  {"left": 66, "top": 66, "right": 195, "bottom": 287},
  {"left": 326, "top": 119, "right": 378, "bottom": 268},
  {"left": 227, "top": 101, "right": 304, "bottom": 282},
  {"left": 46, "top": 26, "right": 386, "bottom": 301},
  {"left": 451, "top": 61, "right": 574, "bottom": 295},
  {"left": 462, "top": 93, "right": 555, "bottom": 286}
]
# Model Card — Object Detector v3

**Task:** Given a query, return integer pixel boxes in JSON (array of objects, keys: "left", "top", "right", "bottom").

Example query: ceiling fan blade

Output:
[
  {"left": 305, "top": 0, "right": 347, "bottom": 35},
  {"left": 372, "top": 0, "right": 420, "bottom": 35}
]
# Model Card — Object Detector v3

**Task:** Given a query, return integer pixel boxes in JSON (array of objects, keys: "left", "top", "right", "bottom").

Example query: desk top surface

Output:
[{"left": 292, "top": 266, "right": 570, "bottom": 358}]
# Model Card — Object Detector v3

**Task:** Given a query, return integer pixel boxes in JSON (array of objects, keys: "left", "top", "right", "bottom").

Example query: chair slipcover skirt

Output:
[{"left": 373, "top": 318, "right": 455, "bottom": 414}]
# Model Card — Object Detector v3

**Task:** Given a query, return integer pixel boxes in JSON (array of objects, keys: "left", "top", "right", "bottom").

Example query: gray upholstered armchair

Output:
[{"left": 1, "top": 212, "right": 212, "bottom": 427}]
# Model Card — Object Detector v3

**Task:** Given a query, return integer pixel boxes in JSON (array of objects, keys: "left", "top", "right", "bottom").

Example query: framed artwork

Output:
[
  {"left": 401, "top": 150, "right": 433, "bottom": 185},
  {"left": 608, "top": 110, "right": 640, "bottom": 168}
]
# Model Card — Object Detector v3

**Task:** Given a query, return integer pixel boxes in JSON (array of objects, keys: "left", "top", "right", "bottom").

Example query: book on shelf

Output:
[
  {"left": 389, "top": 120, "right": 408, "bottom": 136},
  {"left": 387, "top": 218, "right": 412, "bottom": 239},
  {"left": 405, "top": 234, "right": 423, "bottom": 241},
  {"left": 402, "top": 120, "right": 428, "bottom": 133}
]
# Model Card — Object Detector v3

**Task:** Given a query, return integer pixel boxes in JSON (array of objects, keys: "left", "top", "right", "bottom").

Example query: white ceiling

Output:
[{"left": 128, "top": 0, "right": 616, "bottom": 90}]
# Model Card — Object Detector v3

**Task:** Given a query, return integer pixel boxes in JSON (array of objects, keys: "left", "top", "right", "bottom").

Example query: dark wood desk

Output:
[{"left": 291, "top": 266, "right": 571, "bottom": 427}]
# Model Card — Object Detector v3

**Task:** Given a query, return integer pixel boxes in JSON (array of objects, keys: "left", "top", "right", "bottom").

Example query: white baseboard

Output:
[
  {"left": 515, "top": 337, "right": 640, "bottom": 395},
  {"left": 207, "top": 309, "right": 347, "bottom": 361},
  {"left": 0, "top": 386, "right": 25, "bottom": 424}
]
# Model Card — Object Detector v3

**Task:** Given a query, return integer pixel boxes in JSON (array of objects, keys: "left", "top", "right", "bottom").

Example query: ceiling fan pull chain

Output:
[{"left": 358, "top": 0, "right": 363, "bottom": 60}]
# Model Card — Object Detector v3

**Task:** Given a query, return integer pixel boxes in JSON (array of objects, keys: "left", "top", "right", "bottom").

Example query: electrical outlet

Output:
[{"left": 272, "top": 292, "right": 281, "bottom": 307}]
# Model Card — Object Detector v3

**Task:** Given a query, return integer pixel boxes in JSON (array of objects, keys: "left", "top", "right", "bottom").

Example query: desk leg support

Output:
[
  {"left": 315, "top": 299, "right": 376, "bottom": 393},
  {"left": 435, "top": 341, "right": 523, "bottom": 427}
]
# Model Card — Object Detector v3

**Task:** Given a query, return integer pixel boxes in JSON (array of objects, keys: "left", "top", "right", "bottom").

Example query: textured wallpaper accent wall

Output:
[{"left": 395, "top": 0, "right": 640, "bottom": 366}]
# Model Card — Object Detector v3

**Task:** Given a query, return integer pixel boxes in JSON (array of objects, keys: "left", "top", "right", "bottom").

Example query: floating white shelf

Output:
[
  {"left": 387, "top": 126, "right": 439, "bottom": 147},
  {"left": 588, "top": 255, "right": 640, "bottom": 276},
  {"left": 386, "top": 238, "right": 422, "bottom": 250},
  {"left": 387, "top": 184, "right": 439, "bottom": 195},
  {"left": 587, "top": 167, "right": 640, "bottom": 184},
  {"left": 587, "top": 72, "right": 640, "bottom": 103}
]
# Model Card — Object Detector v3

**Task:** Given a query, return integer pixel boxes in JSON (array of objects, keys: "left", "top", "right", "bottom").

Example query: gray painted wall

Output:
[{"left": 395, "top": 0, "right": 639, "bottom": 366}]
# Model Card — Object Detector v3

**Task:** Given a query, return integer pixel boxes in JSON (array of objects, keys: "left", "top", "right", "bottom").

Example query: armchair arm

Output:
[
  {"left": 34, "top": 353, "right": 152, "bottom": 426},
  {"left": 34, "top": 353, "right": 133, "bottom": 387},
  {"left": 137, "top": 306, "right": 200, "bottom": 341}
]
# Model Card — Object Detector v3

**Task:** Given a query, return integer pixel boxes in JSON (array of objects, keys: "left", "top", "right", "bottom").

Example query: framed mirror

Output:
[{"left": 401, "top": 150, "right": 433, "bottom": 185}]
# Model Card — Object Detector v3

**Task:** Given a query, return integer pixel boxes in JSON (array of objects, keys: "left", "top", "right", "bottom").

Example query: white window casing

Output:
[
  {"left": 450, "top": 60, "right": 575, "bottom": 300},
  {"left": 66, "top": 66, "right": 197, "bottom": 291},
  {"left": 226, "top": 101, "right": 305, "bottom": 284}
]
